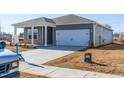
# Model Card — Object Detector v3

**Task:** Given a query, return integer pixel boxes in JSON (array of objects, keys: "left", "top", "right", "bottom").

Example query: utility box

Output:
[{"left": 84, "top": 53, "right": 92, "bottom": 63}]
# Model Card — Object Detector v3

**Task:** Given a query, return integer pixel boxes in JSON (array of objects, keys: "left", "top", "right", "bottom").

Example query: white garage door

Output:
[{"left": 56, "top": 29, "right": 90, "bottom": 46}]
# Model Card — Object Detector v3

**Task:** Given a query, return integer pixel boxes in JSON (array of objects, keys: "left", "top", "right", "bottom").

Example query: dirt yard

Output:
[
  {"left": 44, "top": 43, "right": 124, "bottom": 76},
  {"left": 20, "top": 72, "right": 49, "bottom": 78},
  {"left": 6, "top": 45, "right": 30, "bottom": 52}
]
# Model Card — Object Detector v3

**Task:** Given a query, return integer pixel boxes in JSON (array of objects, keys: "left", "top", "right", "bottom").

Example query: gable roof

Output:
[
  {"left": 43, "top": 17, "right": 56, "bottom": 24},
  {"left": 53, "top": 14, "right": 113, "bottom": 31},
  {"left": 53, "top": 14, "right": 95, "bottom": 25},
  {"left": 12, "top": 17, "right": 56, "bottom": 28},
  {"left": 12, "top": 14, "right": 113, "bottom": 31}
]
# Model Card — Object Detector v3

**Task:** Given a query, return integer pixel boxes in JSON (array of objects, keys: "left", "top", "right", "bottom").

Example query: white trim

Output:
[
  {"left": 27, "top": 28, "right": 38, "bottom": 40},
  {"left": 44, "top": 26, "right": 47, "bottom": 46},
  {"left": 41, "top": 26, "right": 44, "bottom": 44},
  {"left": 31, "top": 26, "right": 34, "bottom": 45},
  {"left": 93, "top": 23, "right": 96, "bottom": 47}
]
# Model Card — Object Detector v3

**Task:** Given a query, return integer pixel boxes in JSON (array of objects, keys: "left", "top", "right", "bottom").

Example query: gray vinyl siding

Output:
[
  {"left": 53, "top": 27, "right": 56, "bottom": 45},
  {"left": 56, "top": 24, "right": 94, "bottom": 47},
  {"left": 56, "top": 24, "right": 93, "bottom": 30},
  {"left": 94, "top": 24, "right": 113, "bottom": 47},
  {"left": 24, "top": 26, "right": 56, "bottom": 45},
  {"left": 24, "top": 27, "right": 29, "bottom": 41},
  {"left": 36, "top": 27, "right": 42, "bottom": 42},
  {"left": 24, "top": 27, "right": 43, "bottom": 44},
  {"left": 23, "top": 24, "right": 94, "bottom": 46}
]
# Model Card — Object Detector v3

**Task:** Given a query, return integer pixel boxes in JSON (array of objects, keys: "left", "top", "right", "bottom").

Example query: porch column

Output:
[
  {"left": 41, "top": 26, "right": 44, "bottom": 44},
  {"left": 14, "top": 27, "right": 17, "bottom": 35},
  {"left": 31, "top": 26, "right": 34, "bottom": 45},
  {"left": 44, "top": 26, "right": 47, "bottom": 46}
]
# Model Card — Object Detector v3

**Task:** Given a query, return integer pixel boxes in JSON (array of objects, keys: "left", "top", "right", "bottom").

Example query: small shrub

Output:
[{"left": 26, "top": 45, "right": 30, "bottom": 48}]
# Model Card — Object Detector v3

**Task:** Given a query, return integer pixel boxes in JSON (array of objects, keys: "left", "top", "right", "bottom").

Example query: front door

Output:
[{"left": 47, "top": 27, "right": 53, "bottom": 45}]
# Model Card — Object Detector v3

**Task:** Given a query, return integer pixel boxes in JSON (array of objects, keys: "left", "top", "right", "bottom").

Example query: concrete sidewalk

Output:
[
  {"left": 19, "top": 63, "right": 124, "bottom": 78},
  {"left": 21, "top": 46, "right": 85, "bottom": 65}
]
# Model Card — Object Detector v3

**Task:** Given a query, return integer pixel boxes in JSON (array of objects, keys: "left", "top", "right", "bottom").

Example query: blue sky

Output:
[{"left": 0, "top": 14, "right": 123, "bottom": 35}]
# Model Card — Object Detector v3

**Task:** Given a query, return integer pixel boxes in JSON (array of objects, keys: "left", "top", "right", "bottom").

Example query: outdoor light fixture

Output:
[{"left": 84, "top": 53, "right": 92, "bottom": 63}]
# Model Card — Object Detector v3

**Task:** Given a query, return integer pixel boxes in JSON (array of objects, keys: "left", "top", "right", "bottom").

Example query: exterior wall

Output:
[
  {"left": 56, "top": 24, "right": 94, "bottom": 47},
  {"left": 52, "top": 27, "right": 56, "bottom": 45},
  {"left": 94, "top": 24, "right": 113, "bottom": 47},
  {"left": 24, "top": 27, "right": 43, "bottom": 45},
  {"left": 56, "top": 24, "right": 93, "bottom": 30},
  {"left": 23, "top": 24, "right": 94, "bottom": 46},
  {"left": 24, "top": 26, "right": 56, "bottom": 45},
  {"left": 23, "top": 23, "right": 113, "bottom": 47}
]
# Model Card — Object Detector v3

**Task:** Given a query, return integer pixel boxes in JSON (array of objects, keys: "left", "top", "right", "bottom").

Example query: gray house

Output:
[{"left": 12, "top": 14, "right": 113, "bottom": 47}]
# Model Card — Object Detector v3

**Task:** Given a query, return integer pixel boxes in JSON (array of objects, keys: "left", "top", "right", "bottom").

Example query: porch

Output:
[{"left": 12, "top": 17, "right": 56, "bottom": 46}]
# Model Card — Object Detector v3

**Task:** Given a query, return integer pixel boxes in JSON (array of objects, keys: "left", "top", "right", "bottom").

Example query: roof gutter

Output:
[{"left": 94, "top": 22, "right": 113, "bottom": 31}]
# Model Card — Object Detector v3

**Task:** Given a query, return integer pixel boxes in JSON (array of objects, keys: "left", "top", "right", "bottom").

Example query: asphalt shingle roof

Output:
[
  {"left": 12, "top": 14, "right": 112, "bottom": 31},
  {"left": 12, "top": 17, "right": 56, "bottom": 27},
  {"left": 53, "top": 14, "right": 95, "bottom": 25}
]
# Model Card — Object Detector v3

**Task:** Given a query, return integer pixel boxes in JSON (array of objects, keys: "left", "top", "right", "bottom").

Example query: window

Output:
[{"left": 27, "top": 29, "right": 38, "bottom": 40}]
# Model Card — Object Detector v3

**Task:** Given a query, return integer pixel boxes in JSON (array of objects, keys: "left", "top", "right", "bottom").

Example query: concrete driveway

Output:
[{"left": 21, "top": 46, "right": 86, "bottom": 65}]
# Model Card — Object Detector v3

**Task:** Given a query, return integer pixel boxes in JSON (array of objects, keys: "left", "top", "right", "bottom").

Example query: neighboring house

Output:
[{"left": 12, "top": 14, "right": 113, "bottom": 47}]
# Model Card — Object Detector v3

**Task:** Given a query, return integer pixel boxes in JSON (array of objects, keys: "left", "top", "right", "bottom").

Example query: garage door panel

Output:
[{"left": 56, "top": 29, "right": 90, "bottom": 46}]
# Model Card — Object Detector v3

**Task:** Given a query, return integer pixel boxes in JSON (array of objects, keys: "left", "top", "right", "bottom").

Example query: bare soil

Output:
[
  {"left": 20, "top": 72, "right": 49, "bottom": 78},
  {"left": 44, "top": 43, "right": 124, "bottom": 76},
  {"left": 6, "top": 45, "right": 30, "bottom": 52}
]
